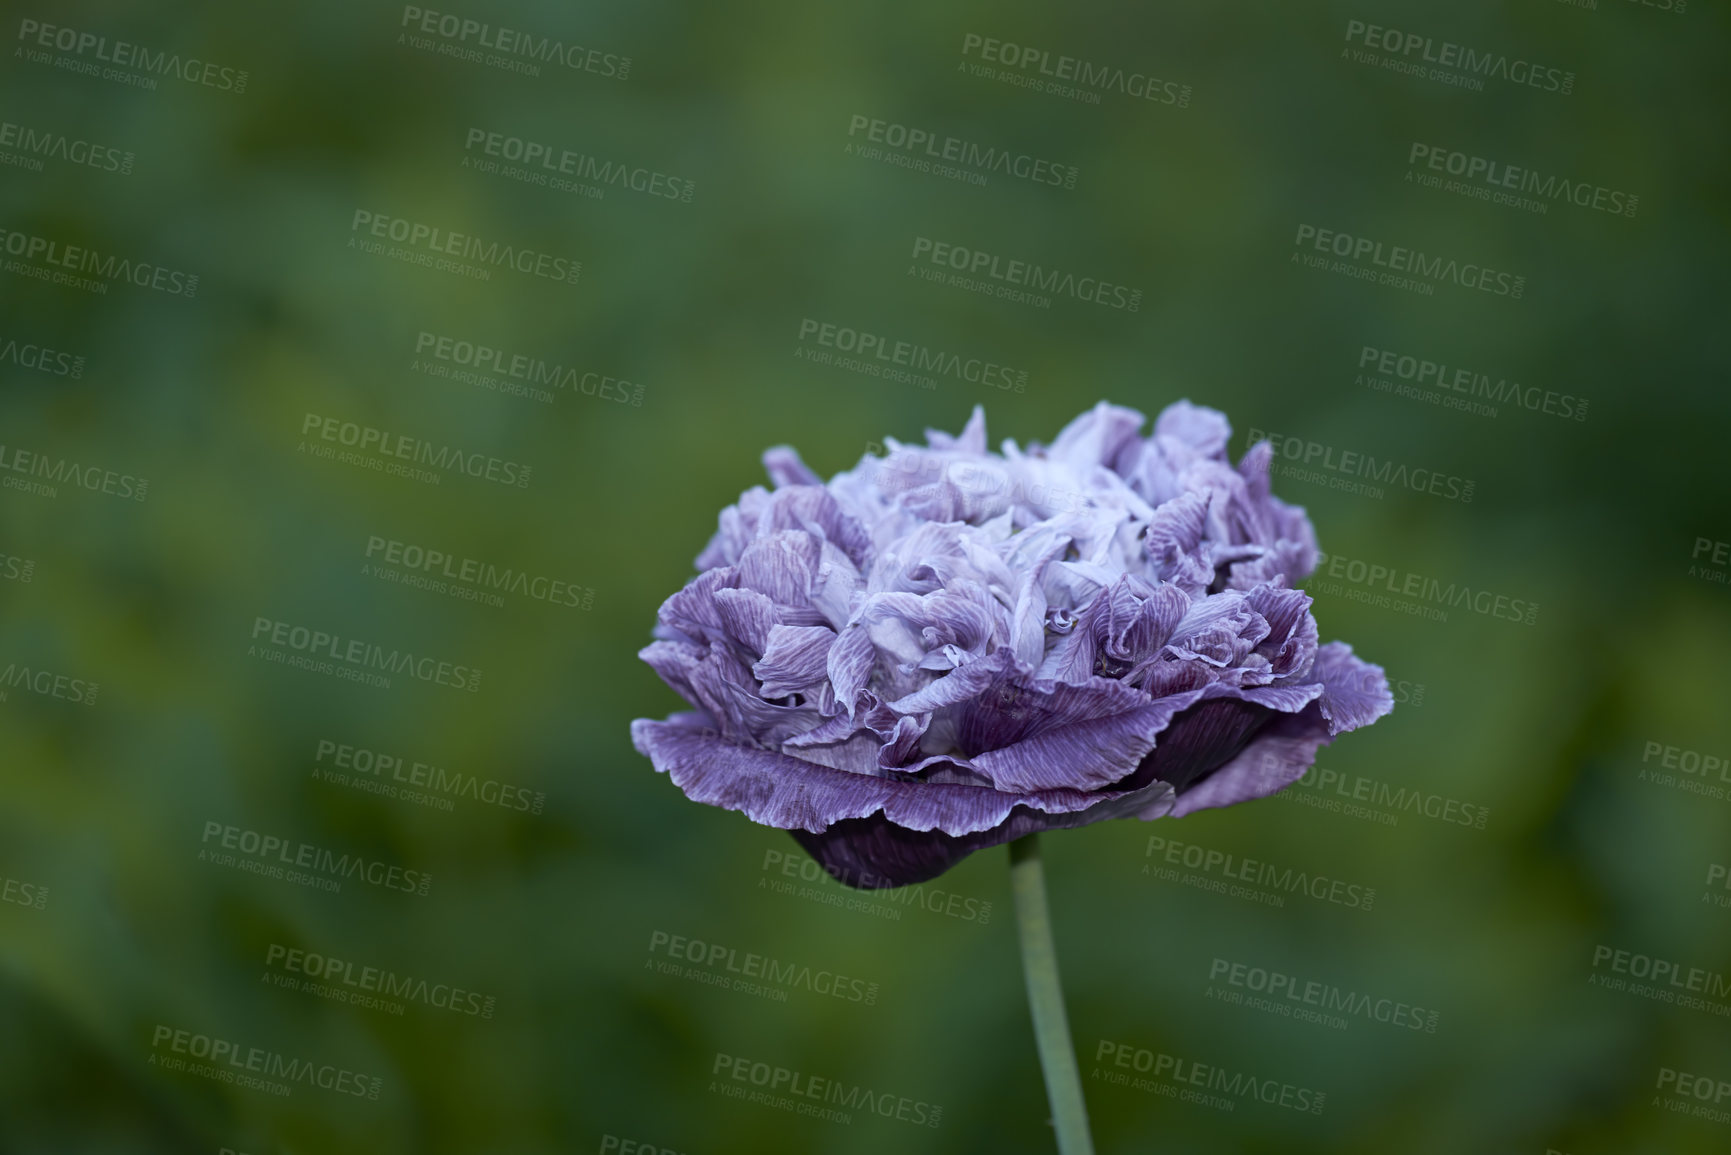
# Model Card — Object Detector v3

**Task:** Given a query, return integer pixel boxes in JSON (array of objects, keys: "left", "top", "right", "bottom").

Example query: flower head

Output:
[{"left": 632, "top": 402, "right": 1392, "bottom": 888}]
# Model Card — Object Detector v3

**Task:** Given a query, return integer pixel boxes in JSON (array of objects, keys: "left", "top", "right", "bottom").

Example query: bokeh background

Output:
[{"left": 3, "top": 1, "right": 1729, "bottom": 1152}]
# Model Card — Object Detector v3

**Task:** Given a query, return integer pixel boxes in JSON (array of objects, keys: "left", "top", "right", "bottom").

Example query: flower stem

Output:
[{"left": 1010, "top": 833, "right": 1095, "bottom": 1155}]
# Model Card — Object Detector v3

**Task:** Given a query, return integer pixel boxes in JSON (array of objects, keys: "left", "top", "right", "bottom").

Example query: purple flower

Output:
[{"left": 632, "top": 402, "right": 1393, "bottom": 888}]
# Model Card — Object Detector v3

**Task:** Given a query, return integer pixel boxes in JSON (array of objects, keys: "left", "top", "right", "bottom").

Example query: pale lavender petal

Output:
[
  {"left": 969, "top": 692, "right": 1202, "bottom": 793},
  {"left": 753, "top": 625, "right": 836, "bottom": 698},
  {"left": 1153, "top": 400, "right": 1232, "bottom": 460},
  {"left": 712, "top": 587, "right": 780, "bottom": 655},
  {"left": 888, "top": 649, "right": 1020, "bottom": 714},
  {"left": 1311, "top": 641, "right": 1395, "bottom": 734},
  {"left": 760, "top": 486, "right": 874, "bottom": 569},
  {"left": 735, "top": 531, "right": 817, "bottom": 607},
  {"left": 1045, "top": 402, "right": 1147, "bottom": 472},
  {"left": 827, "top": 624, "right": 876, "bottom": 714},
  {"left": 926, "top": 405, "right": 988, "bottom": 454},
  {"left": 763, "top": 446, "right": 821, "bottom": 489}
]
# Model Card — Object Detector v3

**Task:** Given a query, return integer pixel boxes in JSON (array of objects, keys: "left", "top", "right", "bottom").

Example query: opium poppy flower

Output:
[{"left": 632, "top": 402, "right": 1392, "bottom": 889}]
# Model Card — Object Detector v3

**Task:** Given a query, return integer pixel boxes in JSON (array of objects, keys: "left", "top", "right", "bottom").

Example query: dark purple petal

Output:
[
  {"left": 791, "top": 775, "right": 1178, "bottom": 889},
  {"left": 1121, "top": 697, "right": 1275, "bottom": 794},
  {"left": 1167, "top": 709, "right": 1334, "bottom": 817},
  {"left": 1246, "top": 584, "right": 1318, "bottom": 679}
]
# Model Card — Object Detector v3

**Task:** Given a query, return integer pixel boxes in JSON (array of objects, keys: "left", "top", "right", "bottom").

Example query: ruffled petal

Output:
[
  {"left": 1167, "top": 708, "right": 1333, "bottom": 817},
  {"left": 753, "top": 625, "right": 836, "bottom": 698},
  {"left": 632, "top": 715, "right": 1166, "bottom": 838},
  {"left": 1311, "top": 641, "right": 1395, "bottom": 734}
]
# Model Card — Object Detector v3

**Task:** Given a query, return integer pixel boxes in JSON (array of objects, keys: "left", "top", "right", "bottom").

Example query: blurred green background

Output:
[{"left": 3, "top": 1, "right": 1729, "bottom": 1152}]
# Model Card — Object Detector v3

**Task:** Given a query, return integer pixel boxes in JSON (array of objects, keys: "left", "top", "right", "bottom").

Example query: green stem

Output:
[{"left": 1010, "top": 833, "right": 1096, "bottom": 1155}]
